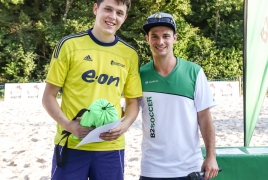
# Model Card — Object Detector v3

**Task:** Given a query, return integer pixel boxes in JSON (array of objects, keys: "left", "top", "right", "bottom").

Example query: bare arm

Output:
[
  {"left": 100, "top": 97, "right": 139, "bottom": 141},
  {"left": 42, "top": 83, "right": 93, "bottom": 138},
  {"left": 198, "top": 108, "right": 219, "bottom": 179},
  {"left": 121, "top": 97, "right": 140, "bottom": 127}
]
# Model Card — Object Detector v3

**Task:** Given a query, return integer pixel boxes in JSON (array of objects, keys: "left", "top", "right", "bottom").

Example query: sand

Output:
[{"left": 0, "top": 97, "right": 267, "bottom": 180}]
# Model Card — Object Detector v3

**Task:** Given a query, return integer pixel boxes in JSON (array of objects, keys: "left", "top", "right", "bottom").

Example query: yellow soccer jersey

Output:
[{"left": 46, "top": 29, "right": 142, "bottom": 151}]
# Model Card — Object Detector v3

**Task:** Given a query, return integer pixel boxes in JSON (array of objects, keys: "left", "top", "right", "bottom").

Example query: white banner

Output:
[
  {"left": 4, "top": 83, "right": 46, "bottom": 101},
  {"left": 4, "top": 82, "right": 240, "bottom": 101},
  {"left": 208, "top": 81, "right": 240, "bottom": 98}
]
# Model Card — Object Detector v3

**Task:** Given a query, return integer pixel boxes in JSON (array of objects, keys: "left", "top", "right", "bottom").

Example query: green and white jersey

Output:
[{"left": 139, "top": 57, "right": 215, "bottom": 178}]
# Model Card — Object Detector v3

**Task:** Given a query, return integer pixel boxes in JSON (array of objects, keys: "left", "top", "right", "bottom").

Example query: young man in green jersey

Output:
[
  {"left": 139, "top": 12, "right": 219, "bottom": 180},
  {"left": 42, "top": 0, "right": 142, "bottom": 179}
]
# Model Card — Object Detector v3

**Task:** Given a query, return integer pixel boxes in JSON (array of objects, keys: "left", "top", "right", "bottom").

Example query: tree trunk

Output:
[{"left": 63, "top": 0, "right": 74, "bottom": 23}]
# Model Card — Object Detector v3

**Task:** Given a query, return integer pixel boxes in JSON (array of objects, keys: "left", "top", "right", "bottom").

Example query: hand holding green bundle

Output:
[{"left": 72, "top": 98, "right": 118, "bottom": 139}]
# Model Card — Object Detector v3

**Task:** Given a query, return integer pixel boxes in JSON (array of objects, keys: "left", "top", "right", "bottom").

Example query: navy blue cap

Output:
[{"left": 142, "top": 12, "right": 176, "bottom": 34}]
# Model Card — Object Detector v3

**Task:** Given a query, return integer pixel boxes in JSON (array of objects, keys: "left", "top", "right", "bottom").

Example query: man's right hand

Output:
[{"left": 66, "top": 117, "right": 95, "bottom": 138}]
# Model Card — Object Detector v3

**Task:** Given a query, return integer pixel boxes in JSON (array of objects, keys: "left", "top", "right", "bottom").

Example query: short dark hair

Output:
[{"left": 96, "top": 0, "right": 131, "bottom": 12}]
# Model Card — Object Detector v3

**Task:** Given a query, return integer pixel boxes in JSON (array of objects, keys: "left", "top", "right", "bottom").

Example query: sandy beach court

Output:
[{"left": 0, "top": 97, "right": 267, "bottom": 180}]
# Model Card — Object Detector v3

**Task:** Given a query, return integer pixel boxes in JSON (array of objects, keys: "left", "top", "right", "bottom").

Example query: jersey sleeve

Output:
[
  {"left": 194, "top": 68, "right": 216, "bottom": 112},
  {"left": 123, "top": 52, "right": 142, "bottom": 98},
  {"left": 45, "top": 41, "right": 70, "bottom": 87}
]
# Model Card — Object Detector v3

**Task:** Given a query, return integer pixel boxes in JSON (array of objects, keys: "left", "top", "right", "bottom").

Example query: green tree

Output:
[
  {"left": 185, "top": 0, "right": 243, "bottom": 78},
  {"left": 0, "top": 0, "right": 94, "bottom": 83},
  {"left": 0, "top": 0, "right": 244, "bottom": 83}
]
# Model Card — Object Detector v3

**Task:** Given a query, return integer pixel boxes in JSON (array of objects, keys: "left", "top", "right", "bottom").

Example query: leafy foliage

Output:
[{"left": 0, "top": 0, "right": 244, "bottom": 83}]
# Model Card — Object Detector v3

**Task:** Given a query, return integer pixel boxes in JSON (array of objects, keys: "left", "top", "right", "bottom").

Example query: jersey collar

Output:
[{"left": 88, "top": 28, "right": 118, "bottom": 46}]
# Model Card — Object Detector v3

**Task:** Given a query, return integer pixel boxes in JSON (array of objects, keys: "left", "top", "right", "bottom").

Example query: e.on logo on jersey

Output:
[
  {"left": 82, "top": 69, "right": 120, "bottom": 87},
  {"left": 261, "top": 16, "right": 268, "bottom": 43}
]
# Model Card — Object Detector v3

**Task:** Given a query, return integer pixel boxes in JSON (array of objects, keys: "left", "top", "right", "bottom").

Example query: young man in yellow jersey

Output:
[{"left": 42, "top": 0, "right": 142, "bottom": 179}]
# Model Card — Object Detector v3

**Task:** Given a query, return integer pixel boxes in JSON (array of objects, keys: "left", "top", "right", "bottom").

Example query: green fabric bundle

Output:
[{"left": 72, "top": 98, "right": 118, "bottom": 139}]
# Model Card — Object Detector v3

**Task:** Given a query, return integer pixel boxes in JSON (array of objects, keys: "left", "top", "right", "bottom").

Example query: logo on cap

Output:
[{"left": 154, "top": 13, "right": 162, "bottom": 19}]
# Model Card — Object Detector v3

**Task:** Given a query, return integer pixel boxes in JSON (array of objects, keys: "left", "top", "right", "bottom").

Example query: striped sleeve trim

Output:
[
  {"left": 53, "top": 31, "right": 88, "bottom": 58},
  {"left": 118, "top": 37, "right": 137, "bottom": 51},
  {"left": 118, "top": 37, "right": 140, "bottom": 72}
]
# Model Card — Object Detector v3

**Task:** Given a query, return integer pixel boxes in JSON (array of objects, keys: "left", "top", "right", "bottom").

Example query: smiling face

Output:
[
  {"left": 146, "top": 26, "right": 177, "bottom": 58},
  {"left": 93, "top": 0, "right": 127, "bottom": 38}
]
